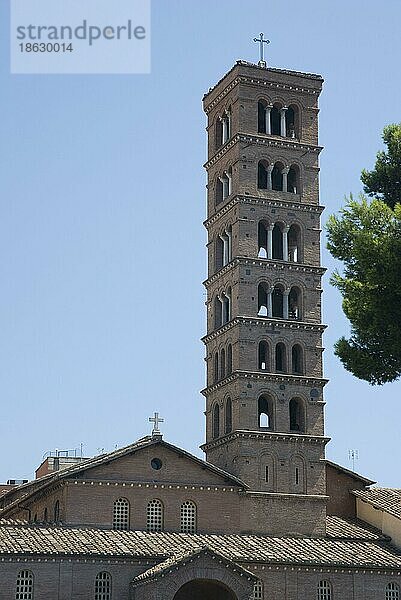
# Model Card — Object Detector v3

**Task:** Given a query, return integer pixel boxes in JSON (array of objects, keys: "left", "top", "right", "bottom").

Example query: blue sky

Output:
[{"left": 0, "top": 0, "right": 400, "bottom": 486}]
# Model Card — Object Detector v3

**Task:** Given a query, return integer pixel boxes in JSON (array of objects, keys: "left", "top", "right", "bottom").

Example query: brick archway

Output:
[{"left": 174, "top": 579, "right": 237, "bottom": 600}]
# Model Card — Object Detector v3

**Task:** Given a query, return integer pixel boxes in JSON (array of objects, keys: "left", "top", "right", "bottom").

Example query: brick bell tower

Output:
[{"left": 201, "top": 57, "right": 329, "bottom": 534}]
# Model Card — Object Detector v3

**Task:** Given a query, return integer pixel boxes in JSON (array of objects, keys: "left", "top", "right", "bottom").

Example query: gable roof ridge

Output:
[
  {"left": 325, "top": 460, "right": 376, "bottom": 485},
  {"left": 131, "top": 544, "right": 256, "bottom": 586},
  {"left": 0, "top": 437, "right": 247, "bottom": 519}
]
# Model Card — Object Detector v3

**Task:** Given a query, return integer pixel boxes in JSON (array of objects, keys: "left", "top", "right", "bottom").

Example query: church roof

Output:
[
  {"left": 352, "top": 488, "right": 401, "bottom": 519},
  {"left": 0, "top": 436, "right": 247, "bottom": 517},
  {"left": 0, "top": 517, "right": 399, "bottom": 570},
  {"left": 326, "top": 460, "right": 376, "bottom": 485}
]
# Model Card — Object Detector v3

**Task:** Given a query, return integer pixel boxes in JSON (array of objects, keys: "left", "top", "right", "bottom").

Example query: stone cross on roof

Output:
[
  {"left": 149, "top": 412, "right": 164, "bottom": 437},
  {"left": 253, "top": 32, "right": 270, "bottom": 68}
]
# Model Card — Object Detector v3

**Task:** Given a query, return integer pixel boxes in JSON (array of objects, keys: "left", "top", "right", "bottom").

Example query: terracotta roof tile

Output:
[
  {"left": 326, "top": 516, "right": 388, "bottom": 541},
  {"left": 0, "top": 519, "right": 400, "bottom": 569},
  {"left": 352, "top": 488, "right": 401, "bottom": 519}
]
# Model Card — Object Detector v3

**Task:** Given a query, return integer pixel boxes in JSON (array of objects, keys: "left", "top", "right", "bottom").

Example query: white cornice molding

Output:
[
  {"left": 204, "top": 196, "right": 324, "bottom": 229},
  {"left": 204, "top": 133, "right": 322, "bottom": 170},
  {"left": 204, "top": 258, "right": 325, "bottom": 288},
  {"left": 201, "top": 369, "right": 328, "bottom": 396},
  {"left": 202, "top": 317, "right": 326, "bottom": 344}
]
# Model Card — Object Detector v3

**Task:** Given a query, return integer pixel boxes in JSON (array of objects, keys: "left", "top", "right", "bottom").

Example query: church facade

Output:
[{"left": 0, "top": 59, "right": 400, "bottom": 600}]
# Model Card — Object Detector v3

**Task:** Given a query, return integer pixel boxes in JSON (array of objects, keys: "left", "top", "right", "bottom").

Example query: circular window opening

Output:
[{"left": 151, "top": 458, "right": 163, "bottom": 470}]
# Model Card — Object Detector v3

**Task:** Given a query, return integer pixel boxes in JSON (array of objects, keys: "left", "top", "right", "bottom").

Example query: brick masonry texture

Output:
[{"left": 0, "top": 61, "right": 399, "bottom": 599}]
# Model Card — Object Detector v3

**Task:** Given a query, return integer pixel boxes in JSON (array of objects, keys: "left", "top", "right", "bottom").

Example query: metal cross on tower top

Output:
[
  {"left": 253, "top": 32, "right": 270, "bottom": 68},
  {"left": 149, "top": 412, "right": 164, "bottom": 437}
]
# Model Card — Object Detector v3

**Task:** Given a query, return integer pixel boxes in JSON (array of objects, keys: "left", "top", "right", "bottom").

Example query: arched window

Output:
[
  {"left": 43, "top": 507, "right": 48, "bottom": 522},
  {"left": 258, "top": 341, "right": 269, "bottom": 370},
  {"left": 258, "top": 100, "right": 268, "bottom": 134},
  {"left": 16, "top": 570, "right": 34, "bottom": 600},
  {"left": 272, "top": 223, "right": 283, "bottom": 259},
  {"left": 215, "top": 236, "right": 224, "bottom": 271},
  {"left": 288, "top": 165, "right": 300, "bottom": 194},
  {"left": 288, "top": 224, "right": 301, "bottom": 263},
  {"left": 258, "top": 395, "right": 274, "bottom": 429},
  {"left": 227, "top": 344, "right": 233, "bottom": 375},
  {"left": 272, "top": 284, "right": 284, "bottom": 318},
  {"left": 113, "top": 497, "right": 130, "bottom": 531},
  {"left": 286, "top": 105, "right": 299, "bottom": 139},
  {"left": 215, "top": 117, "right": 223, "bottom": 149},
  {"left": 271, "top": 162, "right": 284, "bottom": 191},
  {"left": 54, "top": 500, "right": 60, "bottom": 523},
  {"left": 289, "top": 398, "right": 305, "bottom": 432},
  {"left": 258, "top": 160, "right": 269, "bottom": 189},
  {"left": 215, "top": 177, "right": 223, "bottom": 205},
  {"left": 212, "top": 404, "right": 220, "bottom": 439},
  {"left": 216, "top": 227, "right": 231, "bottom": 269},
  {"left": 225, "top": 397, "right": 233, "bottom": 433},
  {"left": 292, "top": 344, "right": 303, "bottom": 375},
  {"left": 222, "top": 109, "right": 231, "bottom": 144},
  {"left": 258, "top": 282, "right": 269, "bottom": 317},
  {"left": 147, "top": 499, "right": 163, "bottom": 532},
  {"left": 180, "top": 500, "right": 197, "bottom": 534},
  {"left": 220, "top": 348, "right": 226, "bottom": 379},
  {"left": 289, "top": 287, "right": 301, "bottom": 320},
  {"left": 386, "top": 583, "right": 400, "bottom": 600},
  {"left": 258, "top": 220, "right": 270, "bottom": 258},
  {"left": 214, "top": 352, "right": 219, "bottom": 382},
  {"left": 270, "top": 104, "right": 281, "bottom": 135},
  {"left": 317, "top": 580, "right": 332, "bottom": 600},
  {"left": 216, "top": 169, "right": 232, "bottom": 205},
  {"left": 253, "top": 579, "right": 264, "bottom": 600},
  {"left": 222, "top": 288, "right": 231, "bottom": 324},
  {"left": 94, "top": 572, "right": 112, "bottom": 600},
  {"left": 214, "top": 296, "right": 222, "bottom": 329},
  {"left": 275, "top": 342, "right": 287, "bottom": 373}
]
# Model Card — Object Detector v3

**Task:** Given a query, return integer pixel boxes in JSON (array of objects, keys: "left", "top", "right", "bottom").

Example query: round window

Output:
[{"left": 151, "top": 458, "right": 163, "bottom": 470}]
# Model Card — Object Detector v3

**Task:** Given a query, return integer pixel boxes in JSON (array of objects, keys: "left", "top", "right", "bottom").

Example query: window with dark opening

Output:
[
  {"left": 271, "top": 163, "right": 284, "bottom": 191},
  {"left": 275, "top": 343, "right": 287, "bottom": 373},
  {"left": 258, "top": 340, "right": 269, "bottom": 370},
  {"left": 258, "top": 282, "right": 269, "bottom": 317},
  {"left": 289, "top": 398, "right": 305, "bottom": 432},
  {"left": 272, "top": 223, "right": 283, "bottom": 259},
  {"left": 270, "top": 105, "right": 281, "bottom": 135},
  {"left": 258, "top": 160, "right": 268, "bottom": 189},
  {"left": 258, "top": 221, "right": 269, "bottom": 258},
  {"left": 258, "top": 100, "right": 267, "bottom": 134},
  {"left": 225, "top": 397, "right": 233, "bottom": 434},
  {"left": 272, "top": 285, "right": 284, "bottom": 318},
  {"left": 214, "top": 352, "right": 219, "bottom": 382},
  {"left": 289, "top": 287, "right": 301, "bottom": 320},
  {"left": 292, "top": 344, "right": 303, "bottom": 375},
  {"left": 227, "top": 344, "right": 233, "bottom": 375},
  {"left": 258, "top": 395, "right": 273, "bottom": 429},
  {"left": 213, "top": 404, "right": 220, "bottom": 439}
]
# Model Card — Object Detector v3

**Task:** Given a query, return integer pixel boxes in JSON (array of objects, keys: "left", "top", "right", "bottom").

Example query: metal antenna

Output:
[{"left": 348, "top": 449, "right": 359, "bottom": 472}]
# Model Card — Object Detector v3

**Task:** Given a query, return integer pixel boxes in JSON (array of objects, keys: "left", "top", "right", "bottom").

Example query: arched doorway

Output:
[{"left": 174, "top": 579, "right": 237, "bottom": 600}]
